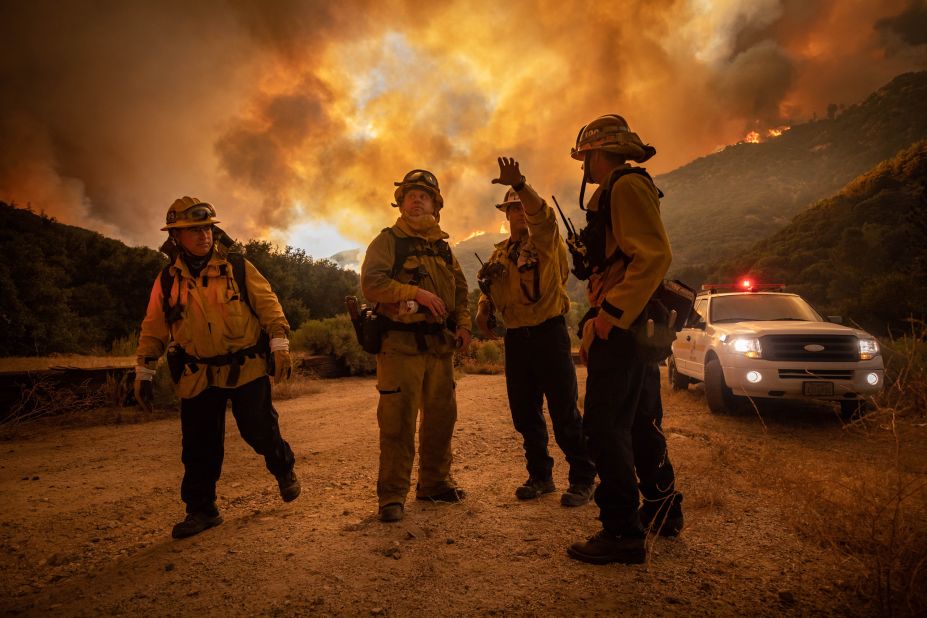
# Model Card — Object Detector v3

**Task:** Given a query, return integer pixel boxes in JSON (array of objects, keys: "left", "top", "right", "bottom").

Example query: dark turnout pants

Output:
[
  {"left": 179, "top": 376, "right": 295, "bottom": 514},
  {"left": 504, "top": 316, "right": 596, "bottom": 486},
  {"left": 584, "top": 327, "right": 677, "bottom": 536}
]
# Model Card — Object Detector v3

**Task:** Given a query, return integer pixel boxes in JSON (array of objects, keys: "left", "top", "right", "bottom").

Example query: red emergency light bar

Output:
[{"left": 701, "top": 281, "right": 786, "bottom": 293}]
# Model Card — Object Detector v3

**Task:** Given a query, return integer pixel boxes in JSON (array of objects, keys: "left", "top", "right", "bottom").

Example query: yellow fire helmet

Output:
[
  {"left": 392, "top": 169, "right": 444, "bottom": 209},
  {"left": 161, "top": 196, "right": 221, "bottom": 231},
  {"left": 570, "top": 114, "right": 656, "bottom": 163},
  {"left": 495, "top": 187, "right": 521, "bottom": 211}
]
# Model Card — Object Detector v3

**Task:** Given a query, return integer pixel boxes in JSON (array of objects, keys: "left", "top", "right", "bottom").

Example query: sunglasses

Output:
[
  {"left": 185, "top": 205, "right": 216, "bottom": 221},
  {"left": 396, "top": 169, "right": 438, "bottom": 190}
]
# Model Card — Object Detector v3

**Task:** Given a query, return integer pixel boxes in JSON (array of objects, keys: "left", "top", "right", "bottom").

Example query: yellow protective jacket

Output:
[
  {"left": 478, "top": 201, "right": 571, "bottom": 329},
  {"left": 587, "top": 168, "right": 672, "bottom": 330},
  {"left": 136, "top": 244, "right": 289, "bottom": 399},
  {"left": 361, "top": 217, "right": 470, "bottom": 355}
]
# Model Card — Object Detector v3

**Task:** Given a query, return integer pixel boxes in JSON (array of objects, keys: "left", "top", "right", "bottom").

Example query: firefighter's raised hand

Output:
[
  {"left": 492, "top": 157, "right": 524, "bottom": 187},
  {"left": 134, "top": 365, "right": 155, "bottom": 413},
  {"left": 414, "top": 288, "right": 447, "bottom": 319}
]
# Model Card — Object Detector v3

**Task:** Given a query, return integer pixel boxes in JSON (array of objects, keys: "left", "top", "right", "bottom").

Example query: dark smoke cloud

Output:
[
  {"left": 1, "top": 0, "right": 925, "bottom": 252},
  {"left": 877, "top": 0, "right": 927, "bottom": 48}
]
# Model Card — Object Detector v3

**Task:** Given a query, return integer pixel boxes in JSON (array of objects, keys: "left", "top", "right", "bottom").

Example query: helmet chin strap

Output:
[{"left": 579, "top": 151, "right": 592, "bottom": 211}]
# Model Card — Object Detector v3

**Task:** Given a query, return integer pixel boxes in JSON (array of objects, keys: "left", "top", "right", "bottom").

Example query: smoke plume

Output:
[{"left": 1, "top": 0, "right": 924, "bottom": 251}]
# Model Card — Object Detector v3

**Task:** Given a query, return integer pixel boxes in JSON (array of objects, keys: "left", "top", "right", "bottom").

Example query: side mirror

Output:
[{"left": 827, "top": 315, "right": 843, "bottom": 324}]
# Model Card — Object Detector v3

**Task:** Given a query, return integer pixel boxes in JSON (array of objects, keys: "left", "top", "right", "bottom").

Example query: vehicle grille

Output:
[
  {"left": 778, "top": 369, "right": 854, "bottom": 380},
  {"left": 760, "top": 335, "right": 858, "bottom": 362}
]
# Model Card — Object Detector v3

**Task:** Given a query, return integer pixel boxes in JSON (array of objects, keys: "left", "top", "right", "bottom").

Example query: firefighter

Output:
[
  {"left": 361, "top": 169, "right": 471, "bottom": 523},
  {"left": 476, "top": 157, "right": 596, "bottom": 506},
  {"left": 133, "top": 197, "right": 300, "bottom": 539},
  {"left": 564, "top": 116, "right": 684, "bottom": 565}
]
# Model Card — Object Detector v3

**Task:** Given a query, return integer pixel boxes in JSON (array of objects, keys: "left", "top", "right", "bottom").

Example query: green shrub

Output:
[
  {"left": 473, "top": 340, "right": 502, "bottom": 364},
  {"left": 291, "top": 315, "right": 376, "bottom": 375},
  {"left": 457, "top": 339, "right": 505, "bottom": 375}
]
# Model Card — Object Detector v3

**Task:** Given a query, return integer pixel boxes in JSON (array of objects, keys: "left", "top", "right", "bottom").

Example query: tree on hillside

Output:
[
  {"left": 239, "top": 240, "right": 359, "bottom": 330},
  {"left": 706, "top": 140, "right": 927, "bottom": 336}
]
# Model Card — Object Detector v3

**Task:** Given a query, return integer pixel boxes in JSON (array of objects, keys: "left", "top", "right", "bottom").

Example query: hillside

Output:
[
  {"left": 453, "top": 232, "right": 508, "bottom": 289},
  {"left": 0, "top": 203, "right": 166, "bottom": 356},
  {"left": 0, "top": 204, "right": 359, "bottom": 356},
  {"left": 660, "top": 71, "right": 927, "bottom": 280},
  {"left": 707, "top": 140, "right": 927, "bottom": 335}
]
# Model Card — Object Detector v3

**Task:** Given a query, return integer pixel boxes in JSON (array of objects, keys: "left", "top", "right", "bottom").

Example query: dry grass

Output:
[
  {"left": 272, "top": 373, "right": 324, "bottom": 400},
  {"left": 782, "top": 419, "right": 927, "bottom": 616},
  {"left": 766, "top": 326, "right": 927, "bottom": 616},
  {"left": 0, "top": 370, "right": 134, "bottom": 439}
]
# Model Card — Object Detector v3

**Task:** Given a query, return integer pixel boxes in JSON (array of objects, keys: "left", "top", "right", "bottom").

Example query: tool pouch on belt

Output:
[
  {"left": 579, "top": 279, "right": 696, "bottom": 364},
  {"left": 345, "top": 296, "right": 384, "bottom": 355},
  {"left": 631, "top": 300, "right": 676, "bottom": 364},
  {"left": 360, "top": 309, "right": 384, "bottom": 354},
  {"left": 166, "top": 343, "right": 186, "bottom": 384},
  {"left": 631, "top": 280, "right": 696, "bottom": 364}
]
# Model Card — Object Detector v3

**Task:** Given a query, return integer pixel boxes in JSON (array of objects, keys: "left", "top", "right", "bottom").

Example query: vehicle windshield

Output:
[{"left": 710, "top": 294, "right": 823, "bottom": 323}]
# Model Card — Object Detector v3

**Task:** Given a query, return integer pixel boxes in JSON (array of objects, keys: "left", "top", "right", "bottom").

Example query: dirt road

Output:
[{"left": 1, "top": 369, "right": 923, "bottom": 616}]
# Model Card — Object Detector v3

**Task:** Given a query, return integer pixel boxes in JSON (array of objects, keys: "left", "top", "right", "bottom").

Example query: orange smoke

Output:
[{"left": 1, "top": 0, "right": 924, "bottom": 252}]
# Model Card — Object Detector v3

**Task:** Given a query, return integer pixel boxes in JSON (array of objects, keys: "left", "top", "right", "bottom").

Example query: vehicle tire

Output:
[
  {"left": 704, "top": 357, "right": 739, "bottom": 414},
  {"left": 668, "top": 356, "right": 689, "bottom": 391},
  {"left": 839, "top": 399, "right": 871, "bottom": 421}
]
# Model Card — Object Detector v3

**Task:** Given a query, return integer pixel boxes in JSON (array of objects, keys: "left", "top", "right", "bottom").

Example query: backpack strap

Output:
[
  {"left": 160, "top": 265, "right": 184, "bottom": 328},
  {"left": 384, "top": 227, "right": 453, "bottom": 278},
  {"left": 226, "top": 252, "right": 257, "bottom": 318},
  {"left": 596, "top": 167, "right": 664, "bottom": 269},
  {"left": 160, "top": 253, "right": 257, "bottom": 329}
]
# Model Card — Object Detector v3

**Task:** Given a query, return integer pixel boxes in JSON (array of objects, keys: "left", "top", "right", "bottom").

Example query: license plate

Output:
[{"left": 803, "top": 381, "right": 834, "bottom": 396}]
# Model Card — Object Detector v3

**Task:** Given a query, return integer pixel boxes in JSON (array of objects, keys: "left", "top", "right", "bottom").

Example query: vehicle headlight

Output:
[
  {"left": 730, "top": 337, "right": 762, "bottom": 359},
  {"left": 858, "top": 338, "right": 880, "bottom": 361}
]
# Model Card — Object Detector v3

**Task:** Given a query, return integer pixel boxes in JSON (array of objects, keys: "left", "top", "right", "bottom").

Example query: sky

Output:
[{"left": 1, "top": 0, "right": 926, "bottom": 259}]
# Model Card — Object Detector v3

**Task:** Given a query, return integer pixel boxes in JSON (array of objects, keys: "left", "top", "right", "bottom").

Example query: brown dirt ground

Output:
[{"left": 1, "top": 367, "right": 925, "bottom": 616}]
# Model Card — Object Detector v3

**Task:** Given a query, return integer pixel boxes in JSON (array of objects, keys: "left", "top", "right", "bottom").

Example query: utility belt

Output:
[
  {"left": 504, "top": 315, "right": 565, "bottom": 340},
  {"left": 382, "top": 318, "right": 457, "bottom": 352},
  {"left": 578, "top": 280, "right": 696, "bottom": 364},
  {"left": 345, "top": 297, "right": 457, "bottom": 355},
  {"left": 165, "top": 333, "right": 272, "bottom": 387}
]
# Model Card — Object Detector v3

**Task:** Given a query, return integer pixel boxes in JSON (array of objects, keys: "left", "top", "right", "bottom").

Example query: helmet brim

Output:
[{"left": 161, "top": 218, "right": 221, "bottom": 231}]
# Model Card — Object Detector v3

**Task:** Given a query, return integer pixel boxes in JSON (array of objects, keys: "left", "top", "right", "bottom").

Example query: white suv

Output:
[{"left": 668, "top": 284, "right": 884, "bottom": 418}]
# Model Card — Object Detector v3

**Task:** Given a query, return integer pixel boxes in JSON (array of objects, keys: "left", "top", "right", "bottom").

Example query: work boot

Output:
[
  {"left": 379, "top": 503, "right": 404, "bottom": 523},
  {"left": 640, "top": 494, "right": 684, "bottom": 537},
  {"left": 560, "top": 483, "right": 595, "bottom": 507},
  {"left": 276, "top": 469, "right": 301, "bottom": 503},
  {"left": 515, "top": 477, "right": 556, "bottom": 500},
  {"left": 171, "top": 510, "right": 223, "bottom": 539},
  {"left": 417, "top": 487, "right": 466, "bottom": 503},
  {"left": 567, "top": 530, "right": 646, "bottom": 565}
]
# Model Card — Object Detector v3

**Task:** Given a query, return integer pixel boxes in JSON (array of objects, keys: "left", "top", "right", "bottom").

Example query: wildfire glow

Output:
[
  {"left": 0, "top": 2, "right": 920, "bottom": 253},
  {"left": 499, "top": 223, "right": 508, "bottom": 235},
  {"left": 463, "top": 230, "right": 486, "bottom": 241},
  {"left": 767, "top": 125, "right": 791, "bottom": 138},
  {"left": 739, "top": 125, "right": 791, "bottom": 145}
]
